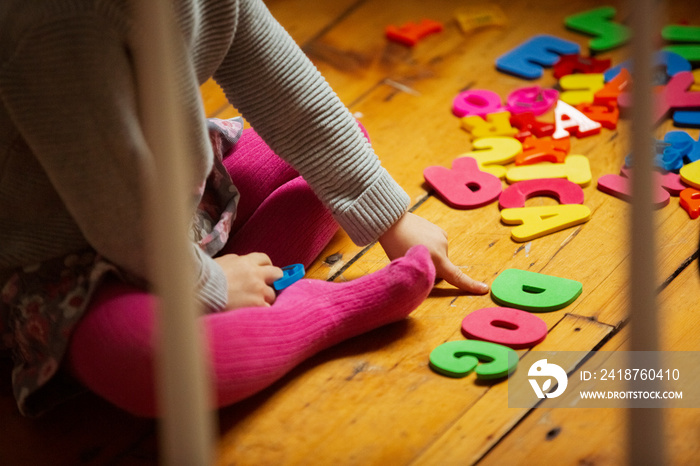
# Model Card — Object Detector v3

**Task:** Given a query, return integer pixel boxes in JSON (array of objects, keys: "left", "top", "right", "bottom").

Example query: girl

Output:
[{"left": 0, "top": 0, "right": 488, "bottom": 417}]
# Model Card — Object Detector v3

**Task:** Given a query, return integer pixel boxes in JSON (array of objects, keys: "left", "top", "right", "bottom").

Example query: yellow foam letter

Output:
[
  {"left": 505, "top": 155, "right": 591, "bottom": 186},
  {"left": 501, "top": 204, "right": 591, "bottom": 242},
  {"left": 461, "top": 111, "right": 518, "bottom": 140},
  {"left": 461, "top": 136, "right": 522, "bottom": 179},
  {"left": 559, "top": 73, "right": 605, "bottom": 105},
  {"left": 680, "top": 159, "right": 700, "bottom": 189}
]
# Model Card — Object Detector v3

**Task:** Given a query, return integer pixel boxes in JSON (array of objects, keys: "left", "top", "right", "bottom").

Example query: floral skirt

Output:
[
  {"left": 1, "top": 253, "right": 118, "bottom": 416},
  {"left": 0, "top": 117, "right": 244, "bottom": 417}
]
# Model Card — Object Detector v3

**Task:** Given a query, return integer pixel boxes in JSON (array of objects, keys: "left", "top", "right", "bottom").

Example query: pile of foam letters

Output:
[{"left": 407, "top": 7, "right": 700, "bottom": 380}]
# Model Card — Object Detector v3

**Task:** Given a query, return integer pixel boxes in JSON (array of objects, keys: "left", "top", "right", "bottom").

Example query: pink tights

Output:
[{"left": 66, "top": 130, "right": 435, "bottom": 417}]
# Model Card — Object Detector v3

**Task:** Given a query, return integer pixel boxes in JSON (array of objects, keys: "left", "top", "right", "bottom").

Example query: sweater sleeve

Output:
[
  {"left": 213, "top": 0, "right": 410, "bottom": 246},
  {"left": 0, "top": 15, "right": 228, "bottom": 311}
]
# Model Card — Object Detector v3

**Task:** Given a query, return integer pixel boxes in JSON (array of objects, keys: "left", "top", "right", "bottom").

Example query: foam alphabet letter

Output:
[
  {"left": 516, "top": 136, "right": 570, "bottom": 165},
  {"left": 662, "top": 25, "right": 700, "bottom": 62},
  {"left": 662, "top": 71, "right": 700, "bottom": 116},
  {"left": 619, "top": 165, "right": 685, "bottom": 196},
  {"left": 680, "top": 188, "right": 700, "bottom": 219},
  {"left": 490, "top": 268, "right": 583, "bottom": 312},
  {"left": 385, "top": 19, "right": 443, "bottom": 47},
  {"left": 498, "top": 178, "right": 584, "bottom": 209},
  {"left": 594, "top": 68, "right": 631, "bottom": 105},
  {"left": 461, "top": 307, "right": 548, "bottom": 349},
  {"left": 656, "top": 170, "right": 686, "bottom": 196},
  {"left": 552, "top": 100, "right": 602, "bottom": 139},
  {"left": 506, "top": 86, "right": 559, "bottom": 115},
  {"left": 509, "top": 112, "right": 556, "bottom": 141},
  {"left": 604, "top": 50, "right": 691, "bottom": 82},
  {"left": 575, "top": 101, "right": 619, "bottom": 130},
  {"left": 501, "top": 204, "right": 591, "bottom": 242},
  {"left": 597, "top": 169, "right": 671, "bottom": 209},
  {"left": 455, "top": 4, "right": 508, "bottom": 33},
  {"left": 661, "top": 131, "right": 700, "bottom": 170},
  {"left": 461, "top": 111, "right": 518, "bottom": 139},
  {"left": 452, "top": 89, "right": 504, "bottom": 118},
  {"left": 559, "top": 73, "right": 605, "bottom": 105},
  {"left": 496, "top": 34, "right": 580, "bottom": 80},
  {"left": 552, "top": 54, "right": 611, "bottom": 79},
  {"left": 680, "top": 159, "right": 700, "bottom": 189},
  {"left": 564, "top": 6, "right": 630, "bottom": 52},
  {"left": 429, "top": 340, "right": 517, "bottom": 379},
  {"left": 619, "top": 71, "right": 700, "bottom": 124},
  {"left": 674, "top": 111, "right": 700, "bottom": 128},
  {"left": 552, "top": 54, "right": 612, "bottom": 79},
  {"left": 506, "top": 154, "right": 592, "bottom": 186},
  {"left": 424, "top": 157, "right": 502, "bottom": 208},
  {"left": 461, "top": 137, "right": 523, "bottom": 179}
]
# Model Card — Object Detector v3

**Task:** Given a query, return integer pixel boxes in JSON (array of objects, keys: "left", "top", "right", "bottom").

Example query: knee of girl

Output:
[{"left": 67, "top": 279, "right": 160, "bottom": 417}]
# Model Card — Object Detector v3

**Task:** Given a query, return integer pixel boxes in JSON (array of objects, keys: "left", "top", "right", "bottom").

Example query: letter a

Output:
[
  {"left": 500, "top": 204, "right": 591, "bottom": 242},
  {"left": 552, "top": 100, "right": 602, "bottom": 139}
]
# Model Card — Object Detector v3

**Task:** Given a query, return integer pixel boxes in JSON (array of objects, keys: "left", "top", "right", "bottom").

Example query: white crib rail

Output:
[
  {"left": 628, "top": 0, "right": 665, "bottom": 464},
  {"left": 132, "top": 1, "right": 216, "bottom": 464}
]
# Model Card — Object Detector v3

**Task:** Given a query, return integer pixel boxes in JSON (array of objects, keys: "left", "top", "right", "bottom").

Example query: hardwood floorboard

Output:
[{"left": 479, "top": 257, "right": 700, "bottom": 466}]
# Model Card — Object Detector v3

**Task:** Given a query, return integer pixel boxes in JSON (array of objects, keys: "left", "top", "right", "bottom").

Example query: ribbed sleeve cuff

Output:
[
  {"left": 335, "top": 169, "right": 410, "bottom": 246},
  {"left": 194, "top": 251, "right": 228, "bottom": 312}
]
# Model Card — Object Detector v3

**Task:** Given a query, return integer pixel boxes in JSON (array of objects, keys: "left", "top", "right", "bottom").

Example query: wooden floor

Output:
[{"left": 3, "top": 0, "right": 700, "bottom": 464}]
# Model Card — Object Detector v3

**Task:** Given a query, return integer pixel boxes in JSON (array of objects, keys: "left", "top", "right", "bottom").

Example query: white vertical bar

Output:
[
  {"left": 628, "top": 0, "right": 665, "bottom": 464},
  {"left": 131, "top": 1, "right": 216, "bottom": 464}
]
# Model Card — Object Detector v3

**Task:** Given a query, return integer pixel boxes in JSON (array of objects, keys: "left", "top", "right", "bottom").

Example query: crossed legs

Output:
[{"left": 66, "top": 129, "right": 434, "bottom": 416}]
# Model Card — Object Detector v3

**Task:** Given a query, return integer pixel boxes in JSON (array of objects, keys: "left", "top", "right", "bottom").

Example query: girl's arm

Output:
[
  {"left": 213, "top": 0, "right": 410, "bottom": 247},
  {"left": 213, "top": 0, "right": 487, "bottom": 293}
]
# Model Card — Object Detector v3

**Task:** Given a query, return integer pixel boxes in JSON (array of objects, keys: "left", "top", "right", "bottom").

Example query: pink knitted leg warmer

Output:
[{"left": 67, "top": 246, "right": 435, "bottom": 417}]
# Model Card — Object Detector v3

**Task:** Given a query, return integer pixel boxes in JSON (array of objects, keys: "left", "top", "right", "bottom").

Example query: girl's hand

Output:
[
  {"left": 378, "top": 212, "right": 489, "bottom": 294},
  {"left": 213, "top": 252, "right": 284, "bottom": 310}
]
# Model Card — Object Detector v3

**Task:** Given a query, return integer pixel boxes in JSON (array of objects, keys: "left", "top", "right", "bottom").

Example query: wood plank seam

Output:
[
  {"left": 407, "top": 387, "right": 498, "bottom": 465},
  {"left": 298, "top": 0, "right": 367, "bottom": 50},
  {"left": 471, "top": 398, "right": 545, "bottom": 466},
  {"left": 604, "top": 253, "right": 699, "bottom": 331},
  {"left": 563, "top": 248, "right": 699, "bottom": 337},
  {"left": 538, "top": 226, "right": 585, "bottom": 269},
  {"left": 479, "top": 242, "right": 700, "bottom": 465},
  {"left": 326, "top": 241, "right": 377, "bottom": 282},
  {"left": 408, "top": 314, "right": 614, "bottom": 465},
  {"left": 347, "top": 79, "right": 387, "bottom": 108},
  {"left": 657, "top": 249, "right": 699, "bottom": 292},
  {"left": 562, "top": 313, "right": 622, "bottom": 347},
  {"left": 327, "top": 193, "right": 431, "bottom": 282},
  {"left": 458, "top": 81, "right": 478, "bottom": 93},
  {"left": 606, "top": 131, "right": 620, "bottom": 143},
  {"left": 467, "top": 319, "right": 617, "bottom": 465},
  {"left": 585, "top": 318, "right": 626, "bottom": 351},
  {"left": 470, "top": 318, "right": 630, "bottom": 463}
]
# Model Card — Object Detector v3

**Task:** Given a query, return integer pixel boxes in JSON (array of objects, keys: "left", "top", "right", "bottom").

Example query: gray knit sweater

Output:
[{"left": 0, "top": 0, "right": 410, "bottom": 310}]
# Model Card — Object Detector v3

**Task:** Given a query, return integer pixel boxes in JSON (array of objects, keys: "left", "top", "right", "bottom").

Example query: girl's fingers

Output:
[
  {"left": 262, "top": 285, "right": 277, "bottom": 306},
  {"left": 248, "top": 252, "right": 273, "bottom": 266},
  {"left": 263, "top": 265, "right": 285, "bottom": 285},
  {"left": 436, "top": 257, "right": 489, "bottom": 294}
]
